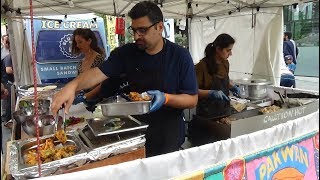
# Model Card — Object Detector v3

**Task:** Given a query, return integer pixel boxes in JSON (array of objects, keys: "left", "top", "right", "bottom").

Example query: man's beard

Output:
[{"left": 135, "top": 40, "right": 147, "bottom": 50}]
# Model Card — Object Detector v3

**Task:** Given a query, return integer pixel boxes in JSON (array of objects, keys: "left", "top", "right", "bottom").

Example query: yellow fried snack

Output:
[
  {"left": 25, "top": 151, "right": 38, "bottom": 166},
  {"left": 40, "top": 139, "right": 55, "bottom": 150},
  {"left": 129, "top": 92, "right": 151, "bottom": 101},
  {"left": 25, "top": 130, "right": 76, "bottom": 166},
  {"left": 55, "top": 130, "right": 67, "bottom": 144}
]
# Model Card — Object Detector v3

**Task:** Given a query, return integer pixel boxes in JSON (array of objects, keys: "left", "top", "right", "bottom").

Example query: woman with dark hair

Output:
[
  {"left": 71, "top": 28, "right": 105, "bottom": 105},
  {"left": 72, "top": 28, "right": 105, "bottom": 74},
  {"left": 189, "top": 33, "right": 239, "bottom": 146}
]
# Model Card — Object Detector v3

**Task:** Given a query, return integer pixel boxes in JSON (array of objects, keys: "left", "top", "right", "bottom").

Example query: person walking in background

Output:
[
  {"left": 284, "top": 55, "right": 296, "bottom": 74},
  {"left": 283, "top": 31, "right": 299, "bottom": 64},
  {"left": 280, "top": 54, "right": 296, "bottom": 88},
  {"left": 1, "top": 35, "right": 14, "bottom": 83},
  {"left": 1, "top": 34, "right": 14, "bottom": 128}
]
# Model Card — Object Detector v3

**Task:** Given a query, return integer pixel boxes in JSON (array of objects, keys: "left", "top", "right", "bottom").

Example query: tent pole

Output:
[
  {"left": 6, "top": 13, "right": 20, "bottom": 86},
  {"left": 187, "top": 17, "right": 191, "bottom": 53}
]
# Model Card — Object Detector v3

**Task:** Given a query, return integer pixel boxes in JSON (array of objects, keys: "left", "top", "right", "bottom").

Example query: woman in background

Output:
[
  {"left": 189, "top": 33, "right": 239, "bottom": 146},
  {"left": 71, "top": 28, "right": 105, "bottom": 105}
]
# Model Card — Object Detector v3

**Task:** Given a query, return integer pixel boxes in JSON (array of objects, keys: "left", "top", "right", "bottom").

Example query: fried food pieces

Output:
[
  {"left": 259, "top": 105, "right": 281, "bottom": 114},
  {"left": 129, "top": 92, "right": 151, "bottom": 101},
  {"left": 231, "top": 102, "right": 247, "bottom": 112},
  {"left": 25, "top": 130, "right": 76, "bottom": 166},
  {"left": 217, "top": 117, "right": 236, "bottom": 125},
  {"left": 55, "top": 130, "right": 67, "bottom": 144}
]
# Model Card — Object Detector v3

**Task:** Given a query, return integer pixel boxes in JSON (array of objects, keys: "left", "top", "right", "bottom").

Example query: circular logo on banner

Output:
[
  {"left": 223, "top": 158, "right": 245, "bottom": 180},
  {"left": 59, "top": 34, "right": 80, "bottom": 59}
]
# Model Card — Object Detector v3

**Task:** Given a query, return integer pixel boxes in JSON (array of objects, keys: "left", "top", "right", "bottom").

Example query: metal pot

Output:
[
  {"left": 21, "top": 115, "right": 62, "bottom": 137},
  {"left": 18, "top": 99, "right": 51, "bottom": 116},
  {"left": 234, "top": 78, "right": 272, "bottom": 100}
]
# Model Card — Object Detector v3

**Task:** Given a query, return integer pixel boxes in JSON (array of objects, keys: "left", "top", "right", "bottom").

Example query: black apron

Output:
[
  {"left": 188, "top": 74, "right": 231, "bottom": 146},
  {"left": 128, "top": 40, "right": 184, "bottom": 157},
  {"left": 196, "top": 75, "right": 231, "bottom": 119}
]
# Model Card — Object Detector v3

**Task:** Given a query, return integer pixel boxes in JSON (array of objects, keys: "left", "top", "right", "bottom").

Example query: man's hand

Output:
[
  {"left": 51, "top": 85, "right": 76, "bottom": 116},
  {"left": 230, "top": 84, "right": 241, "bottom": 97},
  {"left": 147, "top": 90, "right": 167, "bottom": 112},
  {"left": 208, "top": 90, "right": 230, "bottom": 101}
]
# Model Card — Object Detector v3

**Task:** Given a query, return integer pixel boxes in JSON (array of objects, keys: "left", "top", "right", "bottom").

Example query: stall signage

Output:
[
  {"left": 263, "top": 106, "right": 307, "bottom": 123},
  {"left": 231, "top": 100, "right": 319, "bottom": 138},
  {"left": 162, "top": 19, "right": 175, "bottom": 43},
  {"left": 40, "top": 20, "right": 98, "bottom": 29},
  {"left": 36, "top": 63, "right": 78, "bottom": 80},
  {"left": 105, "top": 15, "right": 118, "bottom": 51}
]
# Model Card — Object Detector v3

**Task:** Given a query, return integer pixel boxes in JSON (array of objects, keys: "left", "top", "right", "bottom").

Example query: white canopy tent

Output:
[{"left": 2, "top": 0, "right": 311, "bottom": 86}]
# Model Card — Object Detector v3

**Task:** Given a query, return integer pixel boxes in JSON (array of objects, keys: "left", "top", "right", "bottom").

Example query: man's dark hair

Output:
[
  {"left": 128, "top": 1, "right": 163, "bottom": 23},
  {"left": 1, "top": 34, "right": 8, "bottom": 41},
  {"left": 284, "top": 31, "right": 292, "bottom": 39}
]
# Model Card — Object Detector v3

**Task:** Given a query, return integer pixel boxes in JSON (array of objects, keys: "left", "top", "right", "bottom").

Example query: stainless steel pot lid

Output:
[{"left": 234, "top": 78, "right": 272, "bottom": 86}]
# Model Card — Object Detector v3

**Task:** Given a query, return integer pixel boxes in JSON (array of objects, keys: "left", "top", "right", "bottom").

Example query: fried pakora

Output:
[
  {"left": 129, "top": 92, "right": 151, "bottom": 101},
  {"left": 24, "top": 130, "right": 76, "bottom": 166},
  {"left": 55, "top": 130, "right": 67, "bottom": 144}
]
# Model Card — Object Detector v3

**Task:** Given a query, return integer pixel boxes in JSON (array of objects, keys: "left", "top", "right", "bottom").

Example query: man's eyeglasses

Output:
[{"left": 127, "top": 22, "right": 159, "bottom": 36}]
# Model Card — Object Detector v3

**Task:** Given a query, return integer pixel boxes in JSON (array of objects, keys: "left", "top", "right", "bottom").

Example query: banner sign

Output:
[
  {"left": 176, "top": 132, "right": 319, "bottom": 180},
  {"left": 162, "top": 19, "right": 175, "bottom": 43},
  {"left": 106, "top": 15, "right": 118, "bottom": 51},
  {"left": 115, "top": 17, "right": 125, "bottom": 35},
  {"left": 25, "top": 16, "right": 109, "bottom": 83}
]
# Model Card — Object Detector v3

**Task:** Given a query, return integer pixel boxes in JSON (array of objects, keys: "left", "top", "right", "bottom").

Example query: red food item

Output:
[
  {"left": 65, "top": 116, "right": 85, "bottom": 126},
  {"left": 223, "top": 158, "right": 245, "bottom": 180}
]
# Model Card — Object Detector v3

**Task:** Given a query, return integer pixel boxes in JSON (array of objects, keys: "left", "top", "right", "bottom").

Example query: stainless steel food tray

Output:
[
  {"left": 86, "top": 115, "right": 148, "bottom": 136},
  {"left": 78, "top": 125, "right": 145, "bottom": 149},
  {"left": 97, "top": 95, "right": 151, "bottom": 116},
  {"left": 78, "top": 125, "right": 146, "bottom": 160},
  {"left": 9, "top": 130, "right": 89, "bottom": 179}
]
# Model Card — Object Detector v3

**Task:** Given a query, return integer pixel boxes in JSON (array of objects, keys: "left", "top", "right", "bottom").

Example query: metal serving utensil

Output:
[{"left": 54, "top": 104, "right": 65, "bottom": 131}]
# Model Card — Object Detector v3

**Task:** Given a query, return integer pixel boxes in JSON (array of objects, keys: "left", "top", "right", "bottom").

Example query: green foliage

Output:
[
  {"left": 284, "top": 1, "right": 319, "bottom": 47},
  {"left": 174, "top": 33, "right": 188, "bottom": 48}
]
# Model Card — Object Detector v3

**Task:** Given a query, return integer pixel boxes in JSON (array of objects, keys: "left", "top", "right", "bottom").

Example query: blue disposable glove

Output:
[
  {"left": 73, "top": 92, "right": 85, "bottom": 105},
  {"left": 230, "top": 84, "right": 241, "bottom": 97},
  {"left": 147, "top": 90, "right": 166, "bottom": 112},
  {"left": 208, "top": 90, "right": 230, "bottom": 101},
  {"left": 84, "top": 99, "right": 98, "bottom": 107},
  {"left": 73, "top": 95, "right": 85, "bottom": 105}
]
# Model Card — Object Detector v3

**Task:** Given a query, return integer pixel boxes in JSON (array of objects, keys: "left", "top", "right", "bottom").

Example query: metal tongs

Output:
[{"left": 54, "top": 104, "right": 66, "bottom": 131}]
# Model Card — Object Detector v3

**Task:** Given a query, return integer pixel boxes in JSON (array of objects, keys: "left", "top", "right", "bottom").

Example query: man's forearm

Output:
[
  {"left": 67, "top": 68, "right": 108, "bottom": 92},
  {"left": 85, "top": 84, "right": 102, "bottom": 100},
  {"left": 165, "top": 93, "right": 198, "bottom": 109}
]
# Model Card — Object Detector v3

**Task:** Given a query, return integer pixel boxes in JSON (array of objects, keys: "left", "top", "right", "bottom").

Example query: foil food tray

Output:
[
  {"left": 86, "top": 115, "right": 148, "bottom": 136},
  {"left": 9, "top": 130, "right": 89, "bottom": 179},
  {"left": 97, "top": 95, "right": 151, "bottom": 116},
  {"left": 78, "top": 125, "right": 146, "bottom": 160},
  {"left": 17, "top": 83, "right": 63, "bottom": 97}
]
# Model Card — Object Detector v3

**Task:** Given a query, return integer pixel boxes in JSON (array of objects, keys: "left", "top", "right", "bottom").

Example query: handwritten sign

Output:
[
  {"left": 263, "top": 106, "right": 307, "bottom": 123},
  {"left": 231, "top": 100, "right": 319, "bottom": 137}
]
